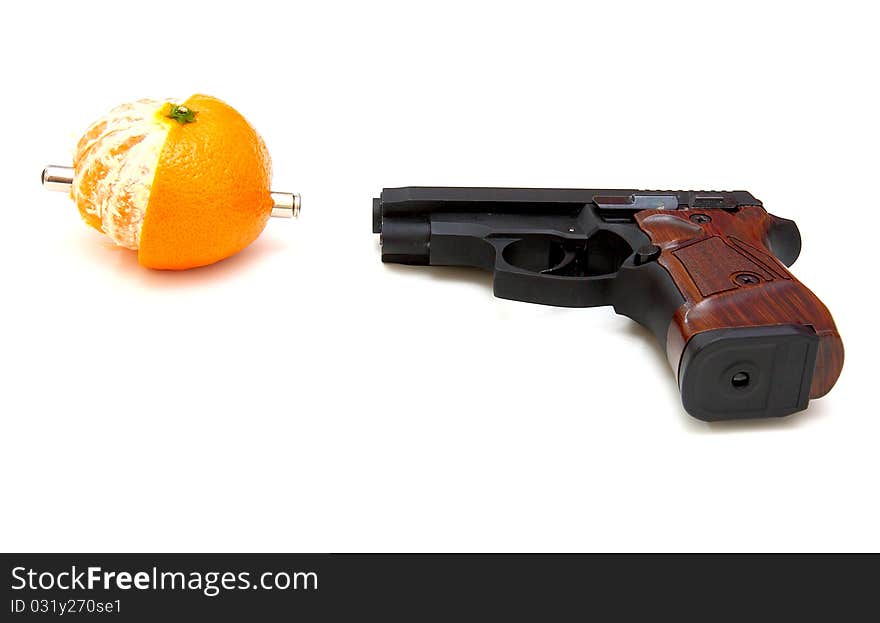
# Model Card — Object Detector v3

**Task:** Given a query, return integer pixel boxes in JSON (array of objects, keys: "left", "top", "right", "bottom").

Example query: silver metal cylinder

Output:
[
  {"left": 42, "top": 165, "right": 74, "bottom": 192},
  {"left": 271, "top": 192, "right": 301, "bottom": 218}
]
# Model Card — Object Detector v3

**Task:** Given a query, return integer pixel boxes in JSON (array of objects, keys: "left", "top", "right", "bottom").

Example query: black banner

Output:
[{"left": 1, "top": 554, "right": 875, "bottom": 620}]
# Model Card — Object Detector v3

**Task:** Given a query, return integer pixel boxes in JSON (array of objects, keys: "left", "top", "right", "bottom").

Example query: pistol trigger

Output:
[{"left": 540, "top": 249, "right": 577, "bottom": 274}]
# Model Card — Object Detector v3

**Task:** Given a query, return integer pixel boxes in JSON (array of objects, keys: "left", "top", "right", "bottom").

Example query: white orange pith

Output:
[{"left": 72, "top": 98, "right": 175, "bottom": 250}]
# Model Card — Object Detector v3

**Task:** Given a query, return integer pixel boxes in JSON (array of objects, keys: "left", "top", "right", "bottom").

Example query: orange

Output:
[{"left": 72, "top": 94, "right": 273, "bottom": 269}]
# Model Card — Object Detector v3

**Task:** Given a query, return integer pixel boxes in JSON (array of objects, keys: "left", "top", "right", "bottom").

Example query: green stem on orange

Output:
[{"left": 166, "top": 104, "right": 197, "bottom": 124}]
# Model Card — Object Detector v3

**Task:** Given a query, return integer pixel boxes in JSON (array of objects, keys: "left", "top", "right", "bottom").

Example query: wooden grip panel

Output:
[{"left": 635, "top": 206, "right": 843, "bottom": 399}]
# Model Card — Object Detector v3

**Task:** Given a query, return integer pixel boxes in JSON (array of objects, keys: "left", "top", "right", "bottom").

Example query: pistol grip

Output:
[{"left": 631, "top": 206, "right": 843, "bottom": 421}]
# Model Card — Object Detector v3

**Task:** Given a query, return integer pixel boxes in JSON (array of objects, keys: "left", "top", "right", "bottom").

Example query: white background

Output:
[{"left": 1, "top": 1, "right": 876, "bottom": 552}]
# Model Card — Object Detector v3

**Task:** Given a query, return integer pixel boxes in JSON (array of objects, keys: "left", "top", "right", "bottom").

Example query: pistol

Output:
[{"left": 372, "top": 187, "right": 843, "bottom": 421}]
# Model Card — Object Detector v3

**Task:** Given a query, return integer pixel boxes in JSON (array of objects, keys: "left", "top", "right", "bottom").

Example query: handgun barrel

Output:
[{"left": 373, "top": 187, "right": 762, "bottom": 233}]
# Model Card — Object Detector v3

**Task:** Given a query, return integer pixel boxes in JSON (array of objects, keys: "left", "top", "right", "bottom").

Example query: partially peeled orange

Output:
[{"left": 69, "top": 94, "right": 279, "bottom": 269}]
